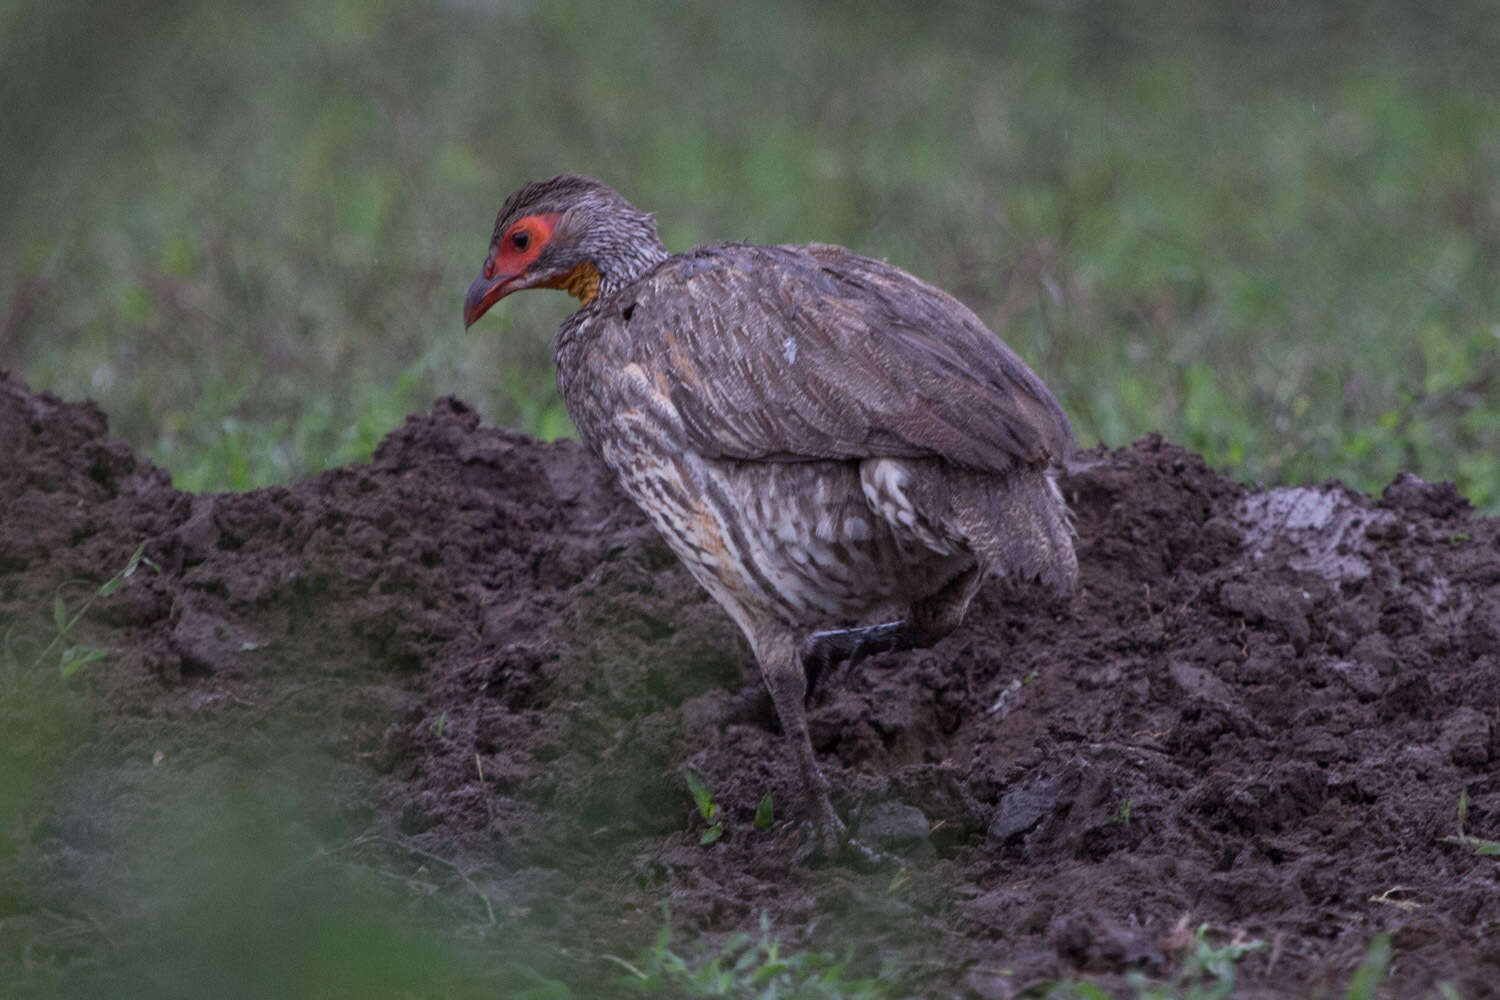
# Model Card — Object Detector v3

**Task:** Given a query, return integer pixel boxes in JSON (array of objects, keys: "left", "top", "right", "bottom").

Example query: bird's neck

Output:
[
  {"left": 590, "top": 235, "right": 670, "bottom": 301},
  {"left": 552, "top": 218, "right": 669, "bottom": 402},
  {"left": 563, "top": 204, "right": 671, "bottom": 307}
]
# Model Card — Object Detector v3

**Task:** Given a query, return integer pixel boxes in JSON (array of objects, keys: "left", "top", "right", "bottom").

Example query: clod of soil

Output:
[{"left": 3, "top": 368, "right": 1499, "bottom": 997}]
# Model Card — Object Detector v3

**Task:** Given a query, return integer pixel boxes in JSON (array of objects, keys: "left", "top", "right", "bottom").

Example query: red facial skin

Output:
[{"left": 463, "top": 212, "right": 562, "bottom": 327}]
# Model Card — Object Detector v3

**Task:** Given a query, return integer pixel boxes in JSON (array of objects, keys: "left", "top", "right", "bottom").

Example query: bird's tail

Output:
[{"left": 952, "top": 468, "right": 1078, "bottom": 597}]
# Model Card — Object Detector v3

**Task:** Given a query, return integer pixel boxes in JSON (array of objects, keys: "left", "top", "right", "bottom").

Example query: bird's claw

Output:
[{"left": 798, "top": 816, "right": 900, "bottom": 871}]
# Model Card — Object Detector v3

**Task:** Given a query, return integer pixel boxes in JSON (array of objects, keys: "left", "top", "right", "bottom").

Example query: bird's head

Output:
[{"left": 463, "top": 174, "right": 666, "bottom": 328}]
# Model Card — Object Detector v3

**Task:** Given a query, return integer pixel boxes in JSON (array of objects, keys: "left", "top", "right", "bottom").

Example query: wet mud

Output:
[{"left": 3, "top": 370, "right": 1498, "bottom": 996}]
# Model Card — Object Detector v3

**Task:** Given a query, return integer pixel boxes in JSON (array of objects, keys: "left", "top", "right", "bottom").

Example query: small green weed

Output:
[
  {"left": 607, "top": 911, "right": 891, "bottom": 999},
  {"left": 1045, "top": 923, "right": 1264, "bottom": 1000},
  {"left": 1344, "top": 934, "right": 1391, "bottom": 1000},
  {"left": 1047, "top": 930, "right": 1424, "bottom": 999},
  {"left": 1126, "top": 925, "right": 1265, "bottom": 1000},
  {"left": 685, "top": 772, "right": 725, "bottom": 845},
  {"left": 26, "top": 542, "right": 157, "bottom": 678},
  {"left": 1443, "top": 788, "right": 1500, "bottom": 856},
  {"left": 754, "top": 793, "right": 774, "bottom": 830},
  {"left": 684, "top": 774, "right": 777, "bottom": 844}
]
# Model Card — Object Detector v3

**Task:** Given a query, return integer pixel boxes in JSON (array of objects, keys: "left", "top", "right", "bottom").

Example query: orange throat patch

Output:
[{"left": 542, "top": 261, "right": 602, "bottom": 305}]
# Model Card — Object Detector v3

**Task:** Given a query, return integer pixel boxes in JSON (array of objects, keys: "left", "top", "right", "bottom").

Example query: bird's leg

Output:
[
  {"left": 752, "top": 631, "right": 845, "bottom": 855},
  {"left": 799, "top": 566, "right": 985, "bottom": 701},
  {"left": 798, "top": 621, "right": 918, "bottom": 701}
]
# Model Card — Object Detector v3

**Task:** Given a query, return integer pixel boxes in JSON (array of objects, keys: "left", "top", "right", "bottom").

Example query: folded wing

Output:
[{"left": 616, "top": 243, "right": 1074, "bottom": 474}]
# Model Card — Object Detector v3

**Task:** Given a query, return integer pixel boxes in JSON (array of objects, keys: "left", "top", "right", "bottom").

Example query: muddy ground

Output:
[{"left": 2, "top": 368, "right": 1498, "bottom": 998}]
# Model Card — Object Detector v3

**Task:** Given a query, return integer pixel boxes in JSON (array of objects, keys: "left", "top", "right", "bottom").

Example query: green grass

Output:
[
  {"left": 1045, "top": 929, "right": 1422, "bottom": 1000},
  {"left": 1443, "top": 788, "right": 1500, "bottom": 856},
  {"left": 609, "top": 911, "right": 892, "bottom": 999},
  {"left": 2, "top": 0, "right": 1498, "bottom": 509},
  {"left": 1045, "top": 924, "right": 1266, "bottom": 1000}
]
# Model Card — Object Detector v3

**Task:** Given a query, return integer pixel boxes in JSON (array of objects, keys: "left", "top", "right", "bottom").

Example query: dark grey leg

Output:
[
  {"left": 798, "top": 566, "right": 984, "bottom": 700},
  {"left": 798, "top": 620, "right": 920, "bottom": 701},
  {"left": 752, "top": 630, "right": 846, "bottom": 854}
]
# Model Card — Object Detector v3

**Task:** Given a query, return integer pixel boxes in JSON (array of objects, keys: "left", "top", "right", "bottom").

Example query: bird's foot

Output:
[
  {"left": 793, "top": 795, "right": 898, "bottom": 871},
  {"left": 797, "top": 621, "right": 912, "bottom": 701},
  {"left": 798, "top": 818, "right": 898, "bottom": 871}
]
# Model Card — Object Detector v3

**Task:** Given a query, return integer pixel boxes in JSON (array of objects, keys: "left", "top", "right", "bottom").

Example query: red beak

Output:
[{"left": 463, "top": 267, "right": 517, "bottom": 329}]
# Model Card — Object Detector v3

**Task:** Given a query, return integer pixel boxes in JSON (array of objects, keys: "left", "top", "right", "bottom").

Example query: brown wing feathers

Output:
[{"left": 626, "top": 244, "right": 1074, "bottom": 473}]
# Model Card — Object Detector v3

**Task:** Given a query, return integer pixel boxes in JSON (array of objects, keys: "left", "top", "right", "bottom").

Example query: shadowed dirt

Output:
[{"left": 2, "top": 369, "right": 1498, "bottom": 997}]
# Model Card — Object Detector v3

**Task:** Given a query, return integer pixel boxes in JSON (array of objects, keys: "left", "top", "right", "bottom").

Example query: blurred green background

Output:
[{"left": 2, "top": 0, "right": 1498, "bottom": 508}]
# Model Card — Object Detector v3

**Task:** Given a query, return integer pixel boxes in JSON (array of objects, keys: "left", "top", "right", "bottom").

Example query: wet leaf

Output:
[
  {"left": 1346, "top": 934, "right": 1391, "bottom": 1000},
  {"left": 684, "top": 772, "right": 715, "bottom": 823},
  {"left": 754, "top": 793, "right": 774, "bottom": 830},
  {"left": 60, "top": 645, "right": 107, "bottom": 679}
]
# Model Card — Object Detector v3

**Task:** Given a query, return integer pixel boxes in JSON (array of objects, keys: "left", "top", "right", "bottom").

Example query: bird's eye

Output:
[{"left": 511, "top": 230, "right": 530, "bottom": 251}]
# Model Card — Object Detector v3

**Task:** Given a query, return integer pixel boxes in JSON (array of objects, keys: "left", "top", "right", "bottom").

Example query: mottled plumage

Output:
[{"left": 465, "top": 174, "right": 1078, "bottom": 855}]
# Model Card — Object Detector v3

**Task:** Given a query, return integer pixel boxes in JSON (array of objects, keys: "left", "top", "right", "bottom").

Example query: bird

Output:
[{"left": 464, "top": 174, "right": 1078, "bottom": 856}]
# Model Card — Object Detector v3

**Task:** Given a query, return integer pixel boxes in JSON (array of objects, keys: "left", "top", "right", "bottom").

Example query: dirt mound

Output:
[{"left": 3, "top": 368, "right": 1498, "bottom": 997}]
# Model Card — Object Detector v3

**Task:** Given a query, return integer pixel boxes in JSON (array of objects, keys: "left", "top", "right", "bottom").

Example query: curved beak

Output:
[{"left": 463, "top": 268, "right": 518, "bottom": 329}]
